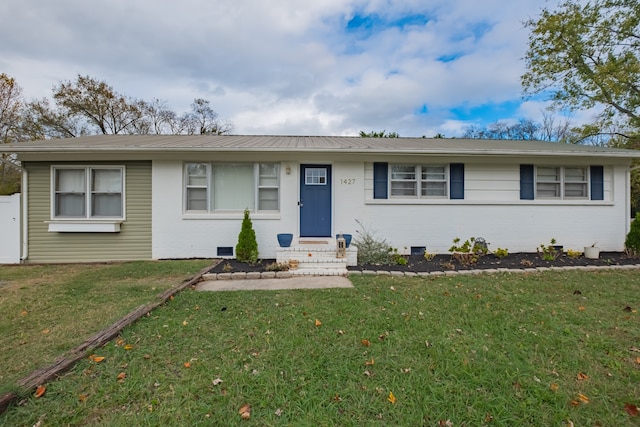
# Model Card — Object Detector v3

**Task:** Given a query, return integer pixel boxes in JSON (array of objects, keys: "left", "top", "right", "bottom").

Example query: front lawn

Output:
[
  {"left": 1, "top": 269, "right": 640, "bottom": 426},
  {"left": 0, "top": 260, "right": 213, "bottom": 391}
]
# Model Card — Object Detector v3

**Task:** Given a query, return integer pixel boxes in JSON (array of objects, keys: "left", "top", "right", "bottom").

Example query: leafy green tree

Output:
[
  {"left": 359, "top": 130, "right": 399, "bottom": 138},
  {"left": 0, "top": 73, "right": 24, "bottom": 194},
  {"left": 235, "top": 209, "right": 259, "bottom": 263},
  {"left": 522, "top": 0, "right": 640, "bottom": 133}
]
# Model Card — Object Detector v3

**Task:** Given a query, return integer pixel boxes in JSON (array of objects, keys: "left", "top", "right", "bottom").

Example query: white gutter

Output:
[{"left": 20, "top": 168, "right": 27, "bottom": 262}]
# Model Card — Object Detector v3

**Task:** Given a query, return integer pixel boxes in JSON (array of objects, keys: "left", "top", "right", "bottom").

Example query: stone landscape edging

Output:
[{"left": 202, "top": 263, "right": 640, "bottom": 280}]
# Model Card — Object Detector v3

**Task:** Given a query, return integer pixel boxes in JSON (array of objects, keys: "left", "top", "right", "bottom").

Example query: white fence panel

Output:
[{"left": 0, "top": 193, "right": 20, "bottom": 264}]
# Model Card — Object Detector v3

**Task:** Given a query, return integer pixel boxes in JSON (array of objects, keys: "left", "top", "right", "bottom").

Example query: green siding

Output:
[{"left": 24, "top": 161, "right": 152, "bottom": 263}]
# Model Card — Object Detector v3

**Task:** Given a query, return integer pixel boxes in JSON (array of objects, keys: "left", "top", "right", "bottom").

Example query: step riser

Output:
[
  {"left": 294, "top": 262, "right": 347, "bottom": 269},
  {"left": 277, "top": 246, "right": 358, "bottom": 267}
]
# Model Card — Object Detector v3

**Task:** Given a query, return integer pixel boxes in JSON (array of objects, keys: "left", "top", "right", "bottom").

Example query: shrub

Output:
[
  {"left": 353, "top": 220, "right": 393, "bottom": 265},
  {"left": 235, "top": 209, "right": 259, "bottom": 263},
  {"left": 566, "top": 249, "right": 582, "bottom": 259},
  {"left": 448, "top": 237, "right": 488, "bottom": 265},
  {"left": 625, "top": 213, "right": 640, "bottom": 256},
  {"left": 423, "top": 251, "right": 436, "bottom": 261},
  {"left": 493, "top": 247, "right": 509, "bottom": 258},
  {"left": 390, "top": 248, "right": 408, "bottom": 265},
  {"left": 265, "top": 262, "right": 289, "bottom": 272},
  {"left": 538, "top": 238, "right": 558, "bottom": 260},
  {"left": 537, "top": 238, "right": 560, "bottom": 261}
]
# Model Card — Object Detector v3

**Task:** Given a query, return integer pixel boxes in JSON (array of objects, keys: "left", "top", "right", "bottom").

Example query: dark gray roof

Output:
[{"left": 2, "top": 134, "right": 639, "bottom": 158}]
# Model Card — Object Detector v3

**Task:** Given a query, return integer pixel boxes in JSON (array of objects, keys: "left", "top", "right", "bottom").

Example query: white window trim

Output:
[
  {"left": 535, "top": 166, "right": 589, "bottom": 200},
  {"left": 389, "top": 164, "right": 448, "bottom": 199},
  {"left": 183, "top": 162, "right": 280, "bottom": 213},
  {"left": 49, "top": 165, "right": 125, "bottom": 232}
]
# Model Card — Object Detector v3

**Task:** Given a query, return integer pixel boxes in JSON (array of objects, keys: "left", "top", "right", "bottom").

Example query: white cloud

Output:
[{"left": 0, "top": 0, "right": 559, "bottom": 137}]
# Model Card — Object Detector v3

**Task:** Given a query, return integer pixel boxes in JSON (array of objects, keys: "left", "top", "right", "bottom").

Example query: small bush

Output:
[
  {"left": 625, "top": 213, "right": 640, "bottom": 256},
  {"left": 493, "top": 248, "right": 509, "bottom": 258},
  {"left": 265, "top": 262, "right": 289, "bottom": 272},
  {"left": 235, "top": 209, "right": 259, "bottom": 264},
  {"left": 353, "top": 220, "right": 393, "bottom": 265},
  {"left": 449, "top": 237, "right": 488, "bottom": 265},
  {"left": 537, "top": 238, "right": 560, "bottom": 261},
  {"left": 423, "top": 251, "right": 436, "bottom": 261},
  {"left": 566, "top": 249, "right": 582, "bottom": 259}
]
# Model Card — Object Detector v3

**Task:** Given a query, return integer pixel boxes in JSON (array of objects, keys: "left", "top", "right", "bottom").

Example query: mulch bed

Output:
[{"left": 209, "top": 252, "right": 639, "bottom": 274}]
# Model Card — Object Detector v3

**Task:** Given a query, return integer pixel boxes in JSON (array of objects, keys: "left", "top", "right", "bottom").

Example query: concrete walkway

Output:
[{"left": 196, "top": 275, "right": 353, "bottom": 291}]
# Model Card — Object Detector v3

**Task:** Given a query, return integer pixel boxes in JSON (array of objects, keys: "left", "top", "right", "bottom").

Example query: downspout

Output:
[{"left": 20, "top": 168, "right": 28, "bottom": 262}]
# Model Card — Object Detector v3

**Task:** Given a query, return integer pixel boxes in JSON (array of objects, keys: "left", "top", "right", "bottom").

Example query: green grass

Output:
[
  {"left": 0, "top": 260, "right": 213, "bottom": 391},
  {"left": 2, "top": 269, "right": 640, "bottom": 426}
]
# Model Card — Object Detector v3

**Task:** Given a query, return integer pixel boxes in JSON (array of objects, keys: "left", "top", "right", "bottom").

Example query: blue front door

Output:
[{"left": 300, "top": 164, "right": 332, "bottom": 237}]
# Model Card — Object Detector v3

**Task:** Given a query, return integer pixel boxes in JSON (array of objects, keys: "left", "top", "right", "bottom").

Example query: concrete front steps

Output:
[{"left": 276, "top": 239, "right": 357, "bottom": 276}]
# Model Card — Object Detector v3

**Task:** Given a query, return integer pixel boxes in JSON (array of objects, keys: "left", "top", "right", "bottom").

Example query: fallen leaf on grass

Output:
[
  {"left": 275, "top": 408, "right": 283, "bottom": 417},
  {"left": 577, "top": 372, "right": 589, "bottom": 381},
  {"left": 117, "top": 372, "right": 126, "bottom": 381},
  {"left": 550, "top": 383, "right": 559, "bottom": 391},
  {"left": 42, "top": 329, "right": 50, "bottom": 334},
  {"left": 578, "top": 306, "right": 586, "bottom": 311},
  {"left": 116, "top": 339, "right": 125, "bottom": 346},
  {"left": 390, "top": 286, "right": 396, "bottom": 291},
  {"left": 577, "top": 393, "right": 590, "bottom": 404},
  {"left": 635, "top": 357, "right": 640, "bottom": 365},
  {"left": 89, "top": 355, "right": 105, "bottom": 363},
  {"left": 124, "top": 344, "right": 133, "bottom": 350},
  {"left": 439, "top": 420, "right": 453, "bottom": 427},
  {"left": 34, "top": 385, "right": 46, "bottom": 398},
  {"left": 20, "top": 310, "right": 28, "bottom": 316},
  {"left": 387, "top": 392, "right": 396, "bottom": 404},
  {"left": 365, "top": 358, "right": 375, "bottom": 366},
  {"left": 361, "top": 339, "right": 371, "bottom": 347},
  {"left": 315, "top": 319, "right": 322, "bottom": 327},
  {"left": 212, "top": 378, "right": 223, "bottom": 386},
  {"left": 625, "top": 403, "right": 639, "bottom": 416},
  {"left": 239, "top": 403, "right": 251, "bottom": 420},
  {"left": 78, "top": 394, "right": 88, "bottom": 402},
  {"left": 182, "top": 320, "right": 188, "bottom": 326},
  {"left": 184, "top": 362, "right": 191, "bottom": 368},
  {"left": 238, "top": 403, "right": 251, "bottom": 420}
]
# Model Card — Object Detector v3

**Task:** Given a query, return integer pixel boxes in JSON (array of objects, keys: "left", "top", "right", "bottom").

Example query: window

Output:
[
  {"left": 53, "top": 167, "right": 124, "bottom": 219},
  {"left": 305, "top": 168, "right": 327, "bottom": 185},
  {"left": 390, "top": 165, "right": 447, "bottom": 198},
  {"left": 536, "top": 166, "right": 588, "bottom": 199},
  {"left": 184, "top": 162, "right": 280, "bottom": 212}
]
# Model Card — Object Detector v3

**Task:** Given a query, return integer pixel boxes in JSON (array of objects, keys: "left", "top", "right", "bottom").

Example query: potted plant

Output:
[
  {"left": 277, "top": 233, "right": 293, "bottom": 248},
  {"left": 584, "top": 242, "right": 600, "bottom": 259}
]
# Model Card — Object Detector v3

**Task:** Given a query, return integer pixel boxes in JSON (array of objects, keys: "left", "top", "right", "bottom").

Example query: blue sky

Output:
[{"left": 0, "top": 0, "right": 572, "bottom": 137}]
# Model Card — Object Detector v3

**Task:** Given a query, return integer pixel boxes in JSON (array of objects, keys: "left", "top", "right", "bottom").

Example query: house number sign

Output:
[{"left": 340, "top": 178, "right": 356, "bottom": 184}]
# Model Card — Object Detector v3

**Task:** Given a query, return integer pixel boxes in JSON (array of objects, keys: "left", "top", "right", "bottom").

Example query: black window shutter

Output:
[
  {"left": 373, "top": 162, "right": 388, "bottom": 199},
  {"left": 450, "top": 163, "right": 464, "bottom": 199},
  {"left": 590, "top": 165, "right": 604, "bottom": 200},
  {"left": 520, "top": 164, "right": 534, "bottom": 200}
]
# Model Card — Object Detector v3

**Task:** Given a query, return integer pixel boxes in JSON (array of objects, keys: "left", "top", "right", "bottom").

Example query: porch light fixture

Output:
[{"left": 285, "top": 165, "right": 291, "bottom": 174}]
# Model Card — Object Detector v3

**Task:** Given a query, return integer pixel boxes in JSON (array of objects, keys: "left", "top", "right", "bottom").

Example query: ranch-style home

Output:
[{"left": 1, "top": 134, "right": 639, "bottom": 265}]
